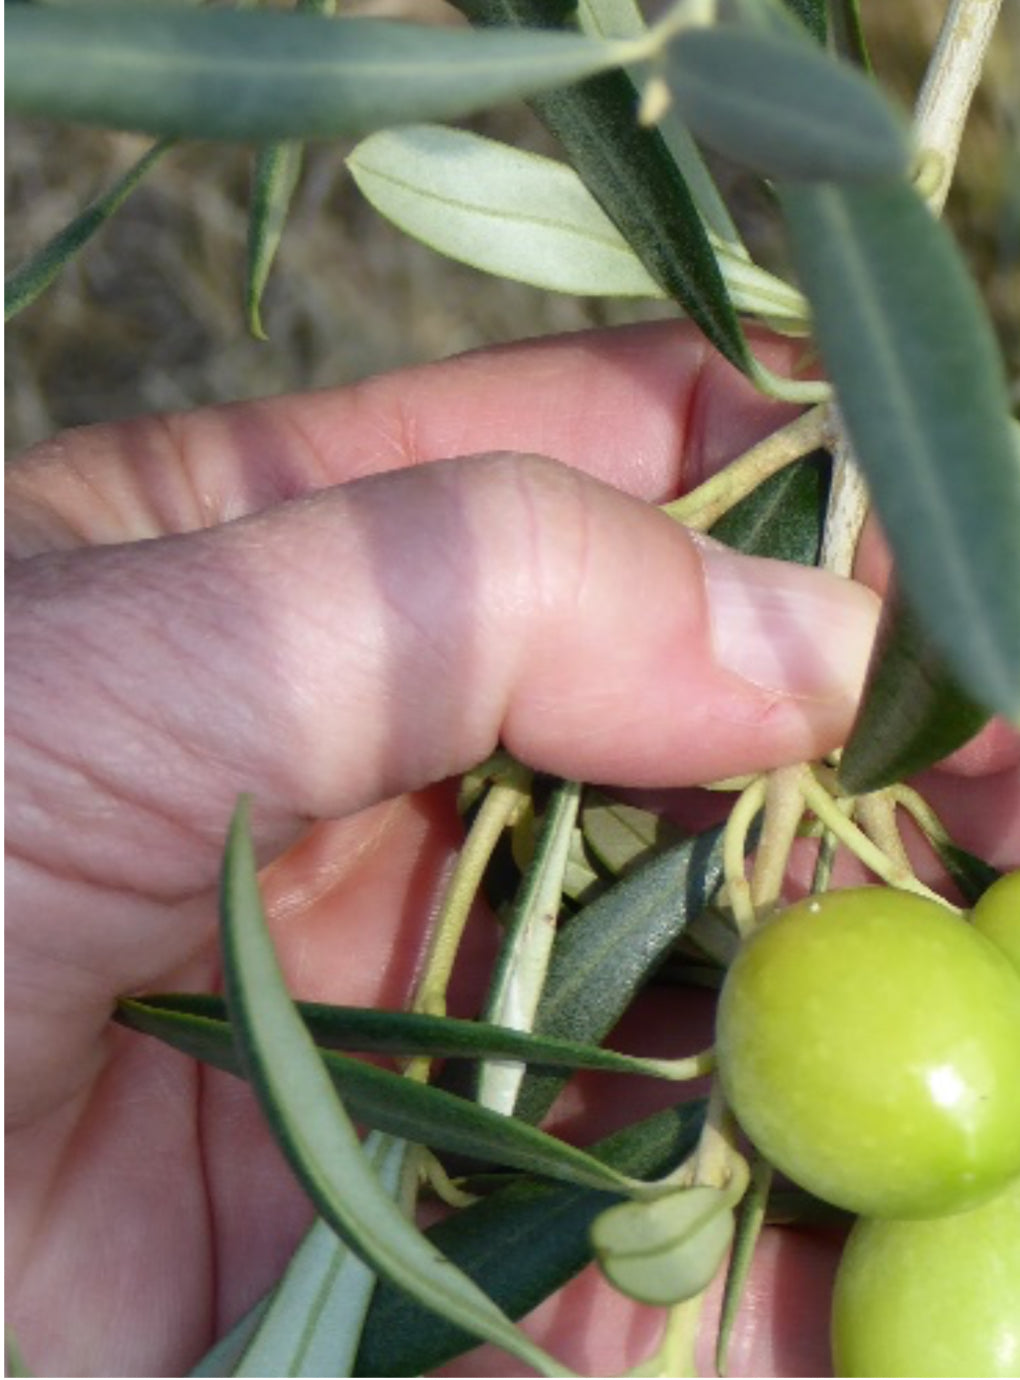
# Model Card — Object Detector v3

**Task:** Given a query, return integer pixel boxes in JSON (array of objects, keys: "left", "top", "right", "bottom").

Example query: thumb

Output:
[{"left": 8, "top": 451, "right": 878, "bottom": 900}]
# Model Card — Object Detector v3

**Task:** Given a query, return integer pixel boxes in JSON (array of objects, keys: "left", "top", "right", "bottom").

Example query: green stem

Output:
[
  {"left": 721, "top": 776, "right": 767, "bottom": 937},
  {"left": 662, "top": 405, "right": 829, "bottom": 530},
  {"left": 413, "top": 761, "right": 532, "bottom": 1024},
  {"left": 749, "top": 764, "right": 806, "bottom": 920},
  {"left": 799, "top": 772, "right": 958, "bottom": 908}
]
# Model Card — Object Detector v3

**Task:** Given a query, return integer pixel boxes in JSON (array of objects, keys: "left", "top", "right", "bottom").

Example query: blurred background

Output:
[{"left": 6, "top": 0, "right": 1019, "bottom": 454}]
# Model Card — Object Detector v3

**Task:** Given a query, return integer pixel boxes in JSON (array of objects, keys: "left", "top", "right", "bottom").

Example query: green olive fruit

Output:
[
  {"left": 972, "top": 871, "right": 1020, "bottom": 975},
  {"left": 716, "top": 887, "right": 1020, "bottom": 1218},
  {"left": 832, "top": 1171, "right": 1020, "bottom": 1376}
]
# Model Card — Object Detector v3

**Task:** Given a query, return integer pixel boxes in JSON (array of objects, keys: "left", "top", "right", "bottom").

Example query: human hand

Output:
[{"left": 7, "top": 321, "right": 1016, "bottom": 1377}]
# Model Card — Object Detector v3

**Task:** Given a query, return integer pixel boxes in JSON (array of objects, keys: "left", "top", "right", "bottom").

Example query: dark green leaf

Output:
[
  {"left": 117, "top": 992, "right": 683, "bottom": 1080},
  {"left": 513, "top": 824, "right": 729, "bottom": 1127},
  {"left": 451, "top": 0, "right": 753, "bottom": 374},
  {"left": 934, "top": 845, "right": 1002, "bottom": 908},
  {"left": 709, "top": 450, "right": 830, "bottom": 565},
  {"left": 244, "top": 0, "right": 335, "bottom": 338},
  {"left": 839, "top": 587, "right": 990, "bottom": 792},
  {"left": 5, "top": 138, "right": 172, "bottom": 321},
  {"left": 828, "top": 0, "right": 872, "bottom": 69},
  {"left": 781, "top": 180, "right": 1020, "bottom": 719},
  {"left": 6, "top": 6, "right": 632, "bottom": 141},
  {"left": 246, "top": 141, "right": 304, "bottom": 340},
  {"left": 668, "top": 29, "right": 908, "bottom": 181},
  {"left": 354, "top": 1100, "right": 706, "bottom": 1376},
  {"left": 781, "top": 0, "right": 827, "bottom": 42},
  {"left": 116, "top": 995, "right": 647, "bottom": 1192},
  {"left": 218, "top": 799, "right": 570, "bottom": 1377}
]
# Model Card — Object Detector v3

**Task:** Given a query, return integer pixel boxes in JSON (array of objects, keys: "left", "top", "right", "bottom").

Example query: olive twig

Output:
[
  {"left": 800, "top": 771, "right": 959, "bottom": 909},
  {"left": 661, "top": 405, "right": 829, "bottom": 532},
  {"left": 750, "top": 764, "right": 808, "bottom": 919},
  {"left": 722, "top": 775, "right": 767, "bottom": 937},
  {"left": 409, "top": 760, "right": 532, "bottom": 1079},
  {"left": 855, "top": 791, "right": 915, "bottom": 880}
]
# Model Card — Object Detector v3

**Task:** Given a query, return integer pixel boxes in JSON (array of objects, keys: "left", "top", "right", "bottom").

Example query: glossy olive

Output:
[
  {"left": 832, "top": 1172, "right": 1020, "bottom": 1376},
  {"left": 972, "top": 870, "right": 1020, "bottom": 975},
  {"left": 716, "top": 887, "right": 1020, "bottom": 1217}
]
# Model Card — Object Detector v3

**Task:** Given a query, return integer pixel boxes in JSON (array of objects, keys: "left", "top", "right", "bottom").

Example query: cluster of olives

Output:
[{"left": 715, "top": 872, "right": 1020, "bottom": 1376}]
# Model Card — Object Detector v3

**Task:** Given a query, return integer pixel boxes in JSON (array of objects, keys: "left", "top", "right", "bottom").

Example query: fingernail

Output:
[{"left": 693, "top": 535, "right": 878, "bottom": 700}]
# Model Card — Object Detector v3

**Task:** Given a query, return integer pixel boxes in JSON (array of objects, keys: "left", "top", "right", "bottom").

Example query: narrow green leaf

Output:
[
  {"left": 244, "top": 0, "right": 336, "bottom": 339},
  {"left": 668, "top": 28, "right": 909, "bottom": 182},
  {"left": 709, "top": 451, "right": 830, "bottom": 566},
  {"left": 116, "top": 994, "right": 656, "bottom": 1194},
  {"left": 582, "top": 791, "right": 686, "bottom": 878},
  {"left": 354, "top": 1101, "right": 706, "bottom": 1377},
  {"left": 781, "top": 181, "right": 1020, "bottom": 719},
  {"left": 236, "top": 1136, "right": 408, "bottom": 1376},
  {"left": 246, "top": 141, "right": 304, "bottom": 340},
  {"left": 576, "top": 0, "right": 747, "bottom": 251},
  {"left": 450, "top": 0, "right": 754, "bottom": 374},
  {"left": 6, "top": 6, "right": 634, "bottom": 142},
  {"left": 781, "top": 0, "right": 827, "bottom": 43},
  {"left": 5, "top": 138, "right": 173, "bottom": 321},
  {"left": 716, "top": 1155, "right": 772, "bottom": 1376},
  {"left": 479, "top": 780, "right": 582, "bottom": 1114},
  {"left": 935, "top": 845, "right": 1002, "bottom": 908},
  {"left": 219, "top": 799, "right": 572, "bottom": 1378},
  {"left": 591, "top": 1187, "right": 735, "bottom": 1306},
  {"left": 839, "top": 587, "right": 990, "bottom": 793},
  {"left": 117, "top": 992, "right": 688, "bottom": 1082},
  {"left": 348, "top": 126, "right": 664, "bottom": 299},
  {"left": 561, "top": 826, "right": 604, "bottom": 904},
  {"left": 513, "top": 824, "right": 729, "bottom": 1127},
  {"left": 4, "top": 1332, "right": 32, "bottom": 1379},
  {"left": 829, "top": 0, "right": 872, "bottom": 71},
  {"left": 190, "top": 1303, "right": 269, "bottom": 1377}
]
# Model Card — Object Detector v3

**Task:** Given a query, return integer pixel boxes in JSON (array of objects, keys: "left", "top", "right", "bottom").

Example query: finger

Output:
[
  {"left": 6, "top": 322, "right": 804, "bottom": 552},
  {"left": 8, "top": 451, "right": 879, "bottom": 905}
]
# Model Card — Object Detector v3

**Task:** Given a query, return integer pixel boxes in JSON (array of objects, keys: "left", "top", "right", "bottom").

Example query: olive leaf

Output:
[
  {"left": 233, "top": 1135, "right": 409, "bottom": 1377},
  {"left": 513, "top": 823, "right": 729, "bottom": 1127},
  {"left": 347, "top": 126, "right": 664, "bottom": 300},
  {"left": 354, "top": 1101, "right": 707, "bottom": 1376},
  {"left": 709, "top": 451, "right": 830, "bottom": 566},
  {"left": 244, "top": 0, "right": 337, "bottom": 339},
  {"left": 116, "top": 994, "right": 682, "bottom": 1191},
  {"left": 781, "top": 0, "right": 827, "bottom": 43},
  {"left": 582, "top": 791, "right": 686, "bottom": 879},
  {"left": 6, "top": 5, "right": 635, "bottom": 141},
  {"left": 591, "top": 1186, "right": 735, "bottom": 1306},
  {"left": 5, "top": 138, "right": 173, "bottom": 321},
  {"left": 839, "top": 587, "right": 990, "bottom": 793},
  {"left": 781, "top": 181, "right": 1020, "bottom": 720},
  {"left": 218, "top": 798, "right": 572, "bottom": 1378},
  {"left": 478, "top": 780, "right": 582, "bottom": 1115},
  {"left": 450, "top": 0, "right": 754, "bottom": 374},
  {"left": 118, "top": 991, "right": 688, "bottom": 1079},
  {"left": 667, "top": 27, "right": 909, "bottom": 181},
  {"left": 716, "top": 1154, "right": 773, "bottom": 1376}
]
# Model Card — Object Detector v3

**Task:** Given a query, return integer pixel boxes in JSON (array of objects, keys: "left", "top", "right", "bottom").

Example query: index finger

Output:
[{"left": 6, "top": 321, "right": 804, "bottom": 554}]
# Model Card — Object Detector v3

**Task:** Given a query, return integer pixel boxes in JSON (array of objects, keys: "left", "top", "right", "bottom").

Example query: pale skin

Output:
[{"left": 6, "top": 322, "right": 1019, "bottom": 1377}]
